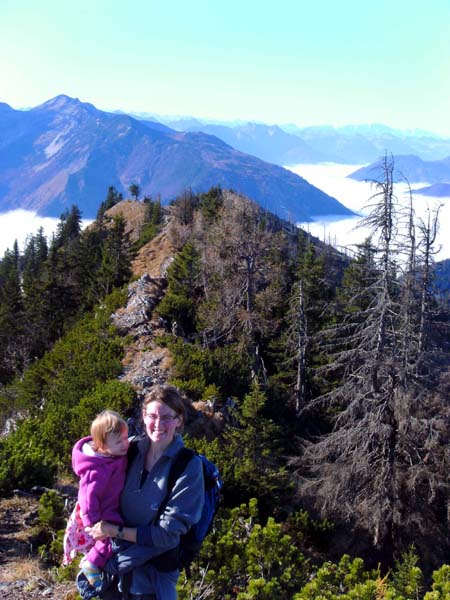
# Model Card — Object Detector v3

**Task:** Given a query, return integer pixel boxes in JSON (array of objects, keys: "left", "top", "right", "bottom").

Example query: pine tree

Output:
[
  {"left": 195, "top": 193, "right": 286, "bottom": 382},
  {"left": 53, "top": 205, "right": 82, "bottom": 250},
  {"left": 156, "top": 240, "right": 200, "bottom": 335},
  {"left": 22, "top": 231, "right": 50, "bottom": 360},
  {"left": 95, "top": 215, "right": 133, "bottom": 299},
  {"left": 96, "top": 185, "right": 123, "bottom": 223},
  {"left": 128, "top": 182, "right": 140, "bottom": 201},
  {"left": 0, "top": 241, "right": 26, "bottom": 381},
  {"left": 287, "top": 239, "right": 331, "bottom": 413}
]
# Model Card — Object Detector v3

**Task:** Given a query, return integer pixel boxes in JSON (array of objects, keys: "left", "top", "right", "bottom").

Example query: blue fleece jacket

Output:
[{"left": 105, "top": 433, "right": 204, "bottom": 597}]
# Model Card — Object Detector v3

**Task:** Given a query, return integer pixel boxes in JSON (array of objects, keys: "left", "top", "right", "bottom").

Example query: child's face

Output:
[{"left": 102, "top": 427, "right": 129, "bottom": 456}]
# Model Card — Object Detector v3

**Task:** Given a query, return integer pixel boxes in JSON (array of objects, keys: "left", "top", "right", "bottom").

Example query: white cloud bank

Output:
[
  {"left": 0, "top": 209, "right": 92, "bottom": 256},
  {"left": 287, "top": 163, "right": 450, "bottom": 261}
]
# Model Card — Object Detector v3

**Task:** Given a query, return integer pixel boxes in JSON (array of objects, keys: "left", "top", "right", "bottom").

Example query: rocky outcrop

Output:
[
  {"left": 100, "top": 202, "right": 177, "bottom": 394},
  {"left": 112, "top": 274, "right": 166, "bottom": 336},
  {"left": 112, "top": 273, "right": 171, "bottom": 392}
]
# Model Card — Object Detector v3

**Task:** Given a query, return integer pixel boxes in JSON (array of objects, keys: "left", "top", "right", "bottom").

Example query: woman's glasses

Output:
[{"left": 144, "top": 413, "right": 179, "bottom": 423}]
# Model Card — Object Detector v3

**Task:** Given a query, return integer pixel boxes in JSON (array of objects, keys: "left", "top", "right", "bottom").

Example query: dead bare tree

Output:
[
  {"left": 195, "top": 192, "right": 286, "bottom": 382},
  {"left": 397, "top": 184, "right": 418, "bottom": 384},
  {"left": 416, "top": 206, "right": 442, "bottom": 361},
  {"left": 291, "top": 279, "right": 307, "bottom": 414},
  {"left": 285, "top": 239, "right": 332, "bottom": 415},
  {"left": 292, "top": 155, "right": 450, "bottom": 568}
]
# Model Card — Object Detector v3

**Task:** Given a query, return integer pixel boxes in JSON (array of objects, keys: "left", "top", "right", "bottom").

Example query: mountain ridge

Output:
[
  {"left": 0, "top": 94, "right": 353, "bottom": 222},
  {"left": 348, "top": 154, "right": 450, "bottom": 183},
  {"left": 150, "top": 115, "right": 450, "bottom": 165}
]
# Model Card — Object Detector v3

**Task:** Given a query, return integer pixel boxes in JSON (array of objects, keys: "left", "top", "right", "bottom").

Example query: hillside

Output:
[
  {"left": 0, "top": 95, "right": 353, "bottom": 222},
  {"left": 414, "top": 182, "right": 450, "bottom": 197},
  {"left": 348, "top": 154, "right": 450, "bottom": 183},
  {"left": 1, "top": 188, "right": 450, "bottom": 598}
]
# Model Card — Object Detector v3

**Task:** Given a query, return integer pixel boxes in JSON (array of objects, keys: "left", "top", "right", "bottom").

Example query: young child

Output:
[{"left": 63, "top": 410, "right": 129, "bottom": 590}]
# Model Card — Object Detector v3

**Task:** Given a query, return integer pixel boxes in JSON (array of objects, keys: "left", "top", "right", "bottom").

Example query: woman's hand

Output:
[{"left": 85, "top": 520, "right": 114, "bottom": 540}]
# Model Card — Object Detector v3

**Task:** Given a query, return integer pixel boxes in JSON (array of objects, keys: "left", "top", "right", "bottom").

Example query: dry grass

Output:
[
  {"left": 0, "top": 495, "right": 34, "bottom": 510},
  {"left": 132, "top": 226, "right": 176, "bottom": 278},
  {"left": 102, "top": 199, "right": 148, "bottom": 242},
  {"left": 0, "top": 493, "right": 77, "bottom": 598},
  {"left": 0, "top": 557, "right": 48, "bottom": 582}
]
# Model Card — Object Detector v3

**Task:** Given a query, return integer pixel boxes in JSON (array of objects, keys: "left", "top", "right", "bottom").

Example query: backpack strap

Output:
[
  {"left": 156, "top": 447, "right": 196, "bottom": 521},
  {"left": 151, "top": 447, "right": 196, "bottom": 573}
]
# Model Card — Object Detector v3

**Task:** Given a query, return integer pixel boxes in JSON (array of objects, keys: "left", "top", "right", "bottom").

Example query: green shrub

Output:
[
  {"left": 70, "top": 379, "right": 136, "bottom": 441},
  {"left": 133, "top": 222, "right": 159, "bottom": 251},
  {"left": 38, "top": 489, "right": 65, "bottom": 530},
  {"left": 53, "top": 554, "right": 82, "bottom": 583},
  {"left": 0, "top": 420, "right": 58, "bottom": 493},
  {"left": 0, "top": 289, "right": 129, "bottom": 491},
  {"left": 388, "top": 547, "right": 423, "bottom": 599},
  {"left": 284, "top": 508, "right": 334, "bottom": 549},
  {"left": 38, "top": 527, "right": 65, "bottom": 566},
  {"left": 178, "top": 498, "right": 308, "bottom": 599},
  {"left": 293, "top": 555, "right": 382, "bottom": 600},
  {"left": 161, "top": 335, "right": 252, "bottom": 401},
  {"left": 423, "top": 565, "right": 450, "bottom": 599},
  {"left": 33, "top": 490, "right": 67, "bottom": 566}
]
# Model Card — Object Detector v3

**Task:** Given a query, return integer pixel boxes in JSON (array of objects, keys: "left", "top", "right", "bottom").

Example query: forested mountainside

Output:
[
  {"left": 0, "top": 95, "right": 352, "bottom": 222},
  {"left": 1, "top": 172, "right": 450, "bottom": 598}
]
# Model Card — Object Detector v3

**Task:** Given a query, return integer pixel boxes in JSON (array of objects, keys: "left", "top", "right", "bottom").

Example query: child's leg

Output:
[
  {"left": 82, "top": 538, "right": 112, "bottom": 589},
  {"left": 80, "top": 557, "right": 102, "bottom": 589}
]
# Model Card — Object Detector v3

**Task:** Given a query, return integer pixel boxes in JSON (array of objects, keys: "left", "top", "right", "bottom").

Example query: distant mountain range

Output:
[
  {"left": 144, "top": 115, "right": 450, "bottom": 165},
  {"left": 348, "top": 155, "right": 450, "bottom": 193},
  {"left": 414, "top": 183, "right": 450, "bottom": 197},
  {"left": 0, "top": 95, "right": 353, "bottom": 221}
]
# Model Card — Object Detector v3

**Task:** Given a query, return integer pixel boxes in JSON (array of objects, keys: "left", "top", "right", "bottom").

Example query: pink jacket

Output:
[{"left": 72, "top": 435, "right": 127, "bottom": 527}]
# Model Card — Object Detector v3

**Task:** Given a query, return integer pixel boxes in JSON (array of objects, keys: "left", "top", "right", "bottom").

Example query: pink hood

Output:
[{"left": 72, "top": 435, "right": 127, "bottom": 527}]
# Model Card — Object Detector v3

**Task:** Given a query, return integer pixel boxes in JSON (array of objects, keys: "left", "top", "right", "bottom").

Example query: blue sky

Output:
[{"left": 1, "top": 0, "right": 450, "bottom": 135}]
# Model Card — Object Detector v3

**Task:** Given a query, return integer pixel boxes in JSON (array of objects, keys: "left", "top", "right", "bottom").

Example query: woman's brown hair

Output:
[{"left": 142, "top": 384, "right": 186, "bottom": 428}]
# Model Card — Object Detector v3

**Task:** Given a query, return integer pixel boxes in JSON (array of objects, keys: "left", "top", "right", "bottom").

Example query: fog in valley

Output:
[
  {"left": 288, "top": 163, "right": 450, "bottom": 260},
  {"left": 0, "top": 163, "right": 448, "bottom": 260}
]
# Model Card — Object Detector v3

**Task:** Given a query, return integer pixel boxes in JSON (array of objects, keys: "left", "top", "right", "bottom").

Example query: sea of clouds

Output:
[
  {"left": 0, "top": 164, "right": 448, "bottom": 260},
  {"left": 287, "top": 163, "right": 450, "bottom": 261},
  {"left": 0, "top": 210, "right": 92, "bottom": 256}
]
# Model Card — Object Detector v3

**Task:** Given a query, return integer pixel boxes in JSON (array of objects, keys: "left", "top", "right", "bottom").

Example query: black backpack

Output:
[{"left": 128, "top": 441, "right": 223, "bottom": 576}]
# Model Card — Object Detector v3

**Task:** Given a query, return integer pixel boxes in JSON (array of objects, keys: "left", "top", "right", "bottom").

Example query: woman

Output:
[{"left": 85, "top": 385, "right": 204, "bottom": 600}]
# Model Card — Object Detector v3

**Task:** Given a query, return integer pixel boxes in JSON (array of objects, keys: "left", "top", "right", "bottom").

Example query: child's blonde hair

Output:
[{"left": 90, "top": 410, "right": 128, "bottom": 451}]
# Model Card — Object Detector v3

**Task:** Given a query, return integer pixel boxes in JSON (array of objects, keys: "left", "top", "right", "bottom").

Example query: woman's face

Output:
[{"left": 142, "top": 400, "right": 181, "bottom": 446}]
